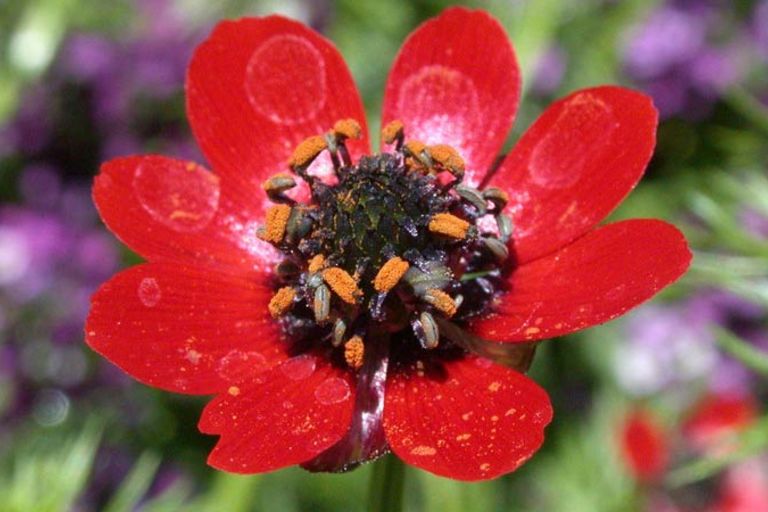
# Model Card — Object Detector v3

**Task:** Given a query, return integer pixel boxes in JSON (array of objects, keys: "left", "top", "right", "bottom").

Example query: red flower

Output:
[
  {"left": 86, "top": 8, "right": 691, "bottom": 481},
  {"left": 682, "top": 392, "right": 757, "bottom": 454},
  {"left": 619, "top": 409, "right": 670, "bottom": 483}
]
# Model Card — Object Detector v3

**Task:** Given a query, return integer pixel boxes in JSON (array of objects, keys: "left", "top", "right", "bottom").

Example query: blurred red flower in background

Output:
[{"left": 86, "top": 8, "right": 690, "bottom": 481}]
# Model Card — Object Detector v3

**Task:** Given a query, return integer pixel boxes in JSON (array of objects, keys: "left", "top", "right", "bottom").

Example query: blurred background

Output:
[{"left": 0, "top": 0, "right": 767, "bottom": 510}]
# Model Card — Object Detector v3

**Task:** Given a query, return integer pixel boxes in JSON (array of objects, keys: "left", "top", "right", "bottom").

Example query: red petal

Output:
[
  {"left": 682, "top": 393, "right": 757, "bottom": 452},
  {"left": 488, "top": 86, "right": 658, "bottom": 263},
  {"left": 471, "top": 219, "right": 691, "bottom": 342},
  {"left": 187, "top": 16, "right": 370, "bottom": 210},
  {"left": 94, "top": 155, "right": 279, "bottom": 272},
  {"left": 200, "top": 355, "right": 355, "bottom": 473},
  {"left": 620, "top": 409, "right": 669, "bottom": 482},
  {"left": 382, "top": 7, "right": 520, "bottom": 184},
  {"left": 384, "top": 355, "right": 552, "bottom": 481},
  {"left": 85, "top": 263, "right": 287, "bottom": 395}
]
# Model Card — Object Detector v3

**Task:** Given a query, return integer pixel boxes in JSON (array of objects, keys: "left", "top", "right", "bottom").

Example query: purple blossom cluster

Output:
[
  {"left": 615, "top": 289, "right": 767, "bottom": 398},
  {"left": 622, "top": 0, "right": 764, "bottom": 118}
]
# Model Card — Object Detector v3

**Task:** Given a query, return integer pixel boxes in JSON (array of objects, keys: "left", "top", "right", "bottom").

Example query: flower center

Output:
[{"left": 259, "top": 119, "right": 513, "bottom": 369}]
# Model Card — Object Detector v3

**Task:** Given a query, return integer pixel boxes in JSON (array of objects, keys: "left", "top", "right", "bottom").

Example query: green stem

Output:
[
  {"left": 715, "top": 327, "right": 768, "bottom": 377},
  {"left": 725, "top": 87, "right": 768, "bottom": 137},
  {"left": 368, "top": 454, "right": 406, "bottom": 512}
]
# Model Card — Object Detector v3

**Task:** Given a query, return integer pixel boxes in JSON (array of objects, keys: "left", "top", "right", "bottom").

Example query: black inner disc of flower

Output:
[{"left": 308, "top": 154, "right": 449, "bottom": 288}]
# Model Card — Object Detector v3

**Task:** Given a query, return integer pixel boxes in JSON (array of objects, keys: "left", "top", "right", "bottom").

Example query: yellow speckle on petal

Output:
[
  {"left": 480, "top": 463, "right": 491, "bottom": 472},
  {"left": 410, "top": 445, "right": 436, "bottom": 456},
  {"left": 488, "top": 381, "right": 501, "bottom": 392},
  {"left": 228, "top": 386, "right": 240, "bottom": 396},
  {"left": 524, "top": 327, "right": 541, "bottom": 337},
  {"left": 456, "top": 433, "right": 472, "bottom": 441}
]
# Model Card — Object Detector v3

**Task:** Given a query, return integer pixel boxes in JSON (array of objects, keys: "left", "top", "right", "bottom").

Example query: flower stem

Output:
[{"left": 368, "top": 454, "right": 406, "bottom": 512}]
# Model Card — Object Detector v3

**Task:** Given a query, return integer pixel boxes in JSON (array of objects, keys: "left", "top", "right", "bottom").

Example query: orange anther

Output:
[
  {"left": 344, "top": 335, "right": 365, "bottom": 369},
  {"left": 428, "top": 213, "right": 470, "bottom": 240},
  {"left": 332, "top": 119, "right": 362, "bottom": 140},
  {"left": 322, "top": 267, "right": 362, "bottom": 304},
  {"left": 268, "top": 286, "right": 296, "bottom": 318},
  {"left": 288, "top": 135, "right": 327, "bottom": 169},
  {"left": 404, "top": 140, "right": 427, "bottom": 158},
  {"left": 373, "top": 257, "right": 410, "bottom": 293},
  {"left": 262, "top": 173, "right": 296, "bottom": 193},
  {"left": 259, "top": 204, "right": 292, "bottom": 244},
  {"left": 428, "top": 144, "right": 465, "bottom": 177},
  {"left": 308, "top": 254, "right": 326, "bottom": 273},
  {"left": 381, "top": 120, "right": 404, "bottom": 144},
  {"left": 424, "top": 288, "right": 458, "bottom": 318}
]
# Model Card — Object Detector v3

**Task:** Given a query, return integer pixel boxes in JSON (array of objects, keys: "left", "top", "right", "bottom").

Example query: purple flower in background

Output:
[
  {"left": 622, "top": 0, "right": 748, "bottom": 118},
  {"left": 531, "top": 46, "right": 567, "bottom": 96},
  {"left": 615, "top": 289, "right": 767, "bottom": 397}
]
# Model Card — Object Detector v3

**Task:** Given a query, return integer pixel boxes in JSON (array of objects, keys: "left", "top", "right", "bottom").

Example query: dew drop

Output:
[
  {"left": 528, "top": 93, "right": 617, "bottom": 190},
  {"left": 245, "top": 35, "right": 326, "bottom": 125},
  {"left": 133, "top": 160, "right": 220, "bottom": 232},
  {"left": 217, "top": 350, "right": 267, "bottom": 382},
  {"left": 138, "top": 277, "right": 161, "bottom": 307},
  {"left": 280, "top": 354, "right": 317, "bottom": 381},
  {"left": 314, "top": 377, "right": 351, "bottom": 405},
  {"left": 396, "top": 65, "right": 480, "bottom": 165}
]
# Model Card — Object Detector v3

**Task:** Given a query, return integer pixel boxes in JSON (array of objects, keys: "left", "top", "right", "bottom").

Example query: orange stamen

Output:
[
  {"left": 381, "top": 120, "right": 404, "bottom": 144},
  {"left": 332, "top": 119, "right": 362, "bottom": 140},
  {"left": 424, "top": 288, "right": 458, "bottom": 318},
  {"left": 373, "top": 257, "right": 410, "bottom": 292},
  {"left": 259, "top": 204, "right": 292, "bottom": 244},
  {"left": 428, "top": 213, "right": 470, "bottom": 239},
  {"left": 268, "top": 286, "right": 296, "bottom": 318},
  {"left": 262, "top": 173, "right": 296, "bottom": 193},
  {"left": 344, "top": 335, "right": 365, "bottom": 369},
  {"left": 288, "top": 135, "right": 327, "bottom": 169},
  {"left": 308, "top": 254, "right": 326, "bottom": 273},
  {"left": 322, "top": 267, "right": 362, "bottom": 304},
  {"left": 428, "top": 144, "right": 465, "bottom": 177}
]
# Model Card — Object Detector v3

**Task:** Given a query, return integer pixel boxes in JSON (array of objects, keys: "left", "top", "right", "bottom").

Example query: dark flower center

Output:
[{"left": 259, "top": 119, "right": 513, "bottom": 369}]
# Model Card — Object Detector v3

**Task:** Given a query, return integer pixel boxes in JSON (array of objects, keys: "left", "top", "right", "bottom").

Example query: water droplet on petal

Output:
[
  {"left": 397, "top": 65, "right": 480, "bottom": 167},
  {"left": 528, "top": 93, "right": 618, "bottom": 190},
  {"left": 133, "top": 160, "right": 220, "bottom": 232},
  {"left": 245, "top": 35, "right": 326, "bottom": 125},
  {"left": 138, "top": 277, "right": 161, "bottom": 307},
  {"left": 280, "top": 354, "right": 317, "bottom": 381},
  {"left": 314, "top": 377, "right": 351, "bottom": 405},
  {"left": 217, "top": 350, "right": 267, "bottom": 382}
]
